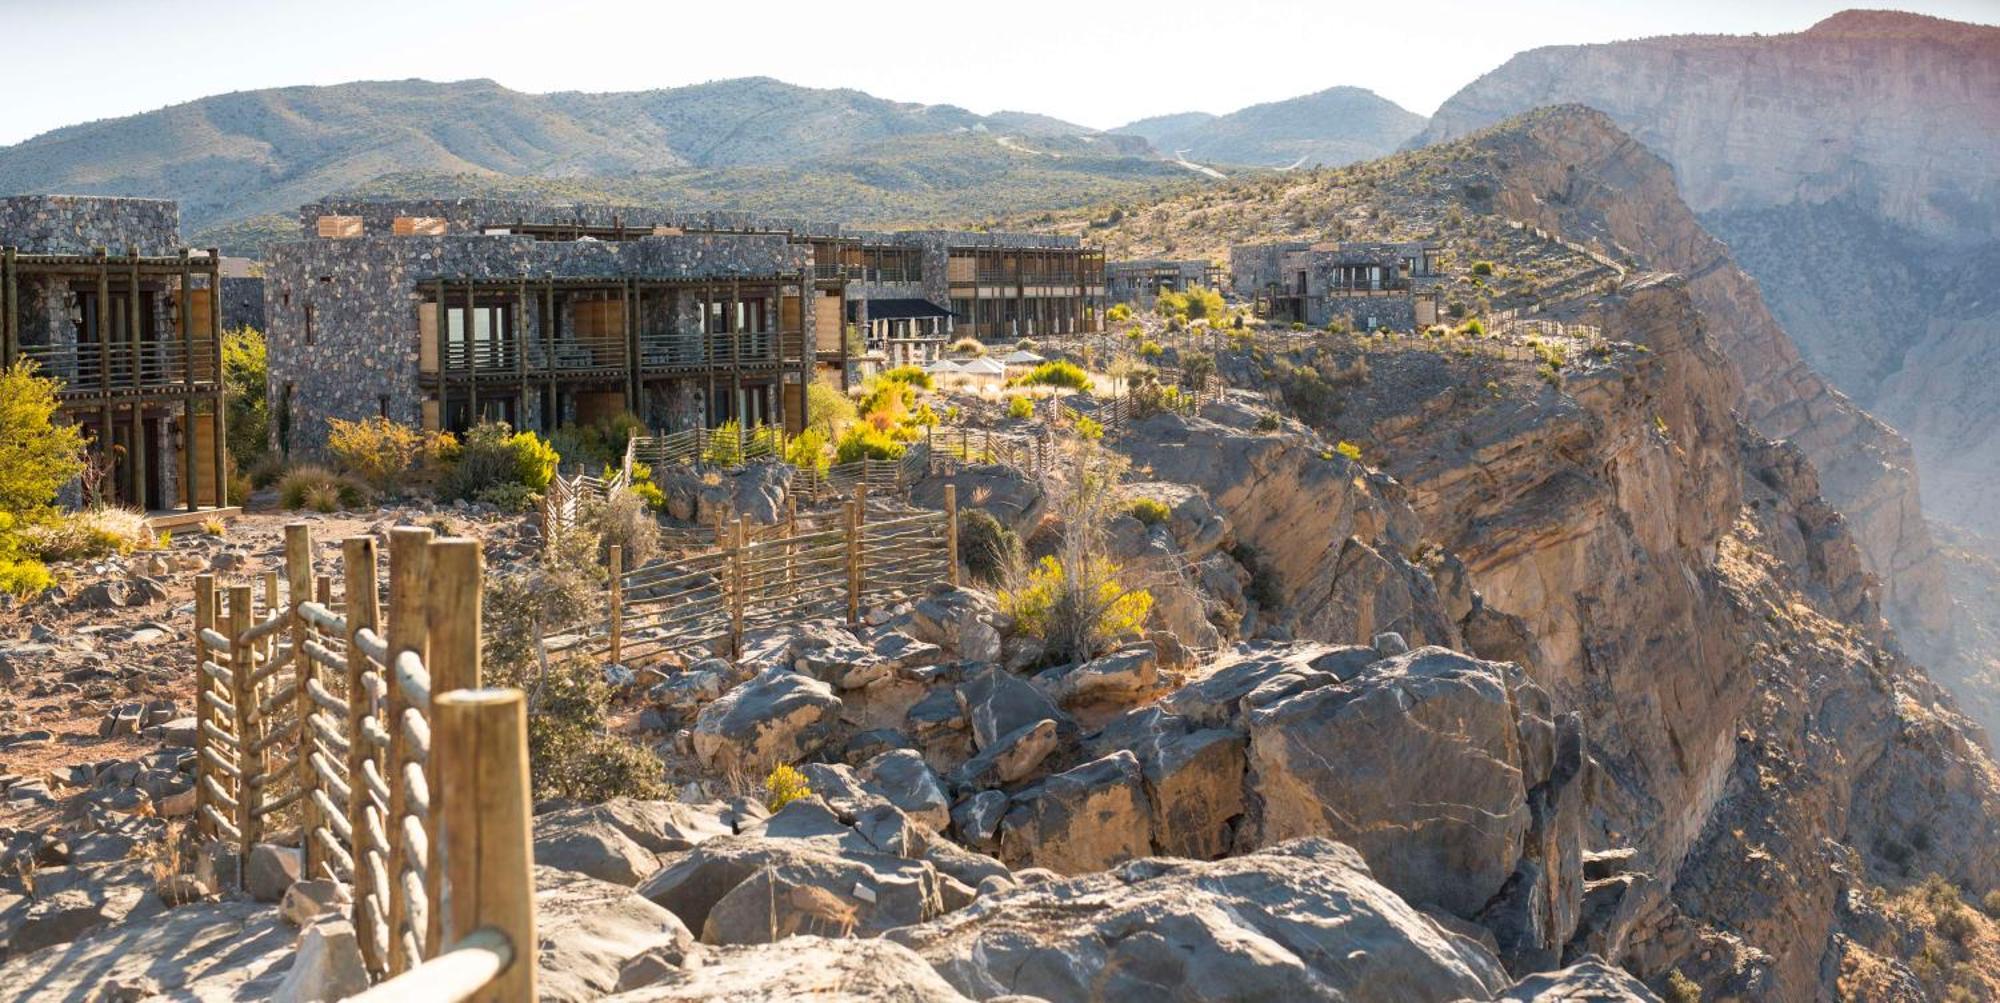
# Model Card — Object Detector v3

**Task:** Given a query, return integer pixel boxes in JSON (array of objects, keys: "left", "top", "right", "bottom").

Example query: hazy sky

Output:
[{"left": 0, "top": 0, "right": 1993, "bottom": 146}]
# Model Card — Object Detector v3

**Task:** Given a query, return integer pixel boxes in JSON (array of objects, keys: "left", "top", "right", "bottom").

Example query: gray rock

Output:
[
  {"left": 957, "top": 667, "right": 1068, "bottom": 751},
  {"left": 1141, "top": 728, "right": 1247, "bottom": 860},
  {"left": 245, "top": 843, "right": 302, "bottom": 903},
  {"left": 280, "top": 878, "right": 349, "bottom": 926},
  {"left": 1497, "top": 957, "right": 1661, "bottom": 1001},
  {"left": 636, "top": 835, "right": 949, "bottom": 946},
  {"left": 691, "top": 669, "right": 842, "bottom": 773},
  {"left": 998, "top": 751, "right": 1152, "bottom": 874},
  {"left": 952, "top": 718, "right": 1059, "bottom": 790},
  {"left": 536, "top": 865, "right": 696, "bottom": 1002},
  {"left": 889, "top": 838, "right": 1510, "bottom": 1002},
  {"left": 951, "top": 790, "right": 1009, "bottom": 850},
  {"left": 600, "top": 936, "right": 974, "bottom": 1001},
  {"left": 1039, "top": 645, "right": 1159, "bottom": 706},
  {"left": 535, "top": 814, "right": 662, "bottom": 886},
  {"left": 860, "top": 749, "right": 951, "bottom": 831},
  {"left": 272, "top": 917, "right": 369, "bottom": 1003},
  {"left": 909, "top": 589, "right": 1005, "bottom": 663},
  {"left": 1372, "top": 631, "right": 1410, "bottom": 657}
]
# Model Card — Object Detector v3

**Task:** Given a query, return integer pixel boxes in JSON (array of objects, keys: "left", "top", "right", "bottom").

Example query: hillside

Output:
[
  {"left": 1111, "top": 86, "right": 1426, "bottom": 169},
  {"left": 1410, "top": 10, "right": 2000, "bottom": 550},
  {"left": 0, "top": 76, "right": 1203, "bottom": 246}
]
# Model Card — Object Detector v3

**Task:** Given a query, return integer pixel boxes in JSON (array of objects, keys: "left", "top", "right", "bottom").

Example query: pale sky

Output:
[{"left": 0, "top": 0, "right": 1994, "bottom": 146}]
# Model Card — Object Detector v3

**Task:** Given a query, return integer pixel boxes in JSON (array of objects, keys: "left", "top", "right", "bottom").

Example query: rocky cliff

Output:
[{"left": 1410, "top": 9, "right": 2000, "bottom": 671}]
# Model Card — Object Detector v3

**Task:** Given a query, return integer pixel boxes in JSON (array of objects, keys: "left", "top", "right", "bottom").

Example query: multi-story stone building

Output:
[
  {"left": 265, "top": 200, "right": 1104, "bottom": 454},
  {"left": 1106, "top": 258, "right": 1226, "bottom": 308},
  {"left": 1231, "top": 240, "right": 1444, "bottom": 330},
  {"left": 0, "top": 195, "right": 227, "bottom": 512}
]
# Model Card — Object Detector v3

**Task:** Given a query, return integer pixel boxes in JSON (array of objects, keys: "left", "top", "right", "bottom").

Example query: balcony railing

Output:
[
  {"left": 436, "top": 331, "right": 796, "bottom": 377},
  {"left": 16, "top": 340, "right": 219, "bottom": 397}
]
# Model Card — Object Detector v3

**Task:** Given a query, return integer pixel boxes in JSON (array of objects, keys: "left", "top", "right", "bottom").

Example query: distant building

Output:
[
  {"left": 1230, "top": 239, "right": 1443, "bottom": 330},
  {"left": 0, "top": 195, "right": 228, "bottom": 512},
  {"left": 263, "top": 199, "right": 1104, "bottom": 455},
  {"left": 219, "top": 256, "right": 266, "bottom": 332},
  {"left": 1106, "top": 258, "right": 1226, "bottom": 309}
]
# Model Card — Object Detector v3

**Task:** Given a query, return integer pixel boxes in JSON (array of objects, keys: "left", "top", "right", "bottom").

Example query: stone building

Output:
[
  {"left": 267, "top": 199, "right": 1105, "bottom": 454},
  {"left": 0, "top": 195, "right": 228, "bottom": 512},
  {"left": 1106, "top": 258, "right": 1226, "bottom": 308},
  {"left": 1230, "top": 239, "right": 1444, "bottom": 330}
]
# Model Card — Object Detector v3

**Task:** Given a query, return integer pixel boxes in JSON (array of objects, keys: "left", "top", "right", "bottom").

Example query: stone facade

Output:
[
  {"left": 1106, "top": 258, "right": 1219, "bottom": 307},
  {"left": 0, "top": 196, "right": 181, "bottom": 255},
  {"left": 263, "top": 229, "right": 813, "bottom": 455},
  {"left": 1232, "top": 239, "right": 1443, "bottom": 330}
]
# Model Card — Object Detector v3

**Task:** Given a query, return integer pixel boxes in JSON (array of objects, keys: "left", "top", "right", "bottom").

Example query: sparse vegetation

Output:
[
  {"left": 1335, "top": 440, "right": 1363, "bottom": 462},
  {"left": 949, "top": 337, "right": 986, "bottom": 357},
  {"left": 277, "top": 465, "right": 366, "bottom": 512},
  {"left": 1106, "top": 303, "right": 1133, "bottom": 324},
  {"left": 1127, "top": 497, "right": 1171, "bottom": 526},
  {"left": 1006, "top": 395, "right": 1035, "bottom": 420},
  {"left": 326, "top": 416, "right": 454, "bottom": 494},
  {"left": 1014, "top": 360, "right": 1091, "bottom": 391},
  {"left": 764, "top": 764, "right": 813, "bottom": 811},
  {"left": 439, "top": 421, "right": 557, "bottom": 502},
  {"left": 1663, "top": 969, "right": 1702, "bottom": 1003},
  {"left": 957, "top": 509, "right": 1021, "bottom": 587}
]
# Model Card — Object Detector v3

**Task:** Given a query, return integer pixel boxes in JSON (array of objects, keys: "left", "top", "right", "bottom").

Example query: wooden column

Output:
[
  {"left": 844, "top": 499, "right": 861, "bottom": 625},
  {"left": 515, "top": 280, "right": 529, "bottom": 430},
  {"left": 128, "top": 250, "right": 146, "bottom": 509},
  {"left": 424, "top": 537, "right": 482, "bottom": 958},
  {"left": 209, "top": 253, "right": 226, "bottom": 505},
  {"left": 608, "top": 544, "right": 623, "bottom": 666},
  {"left": 432, "top": 689, "right": 537, "bottom": 1003},
  {"left": 228, "top": 584, "right": 259, "bottom": 873},
  {"left": 180, "top": 250, "right": 196, "bottom": 511},
  {"left": 191, "top": 574, "right": 216, "bottom": 837},
  {"left": 944, "top": 485, "right": 960, "bottom": 588},
  {"left": 728, "top": 517, "right": 746, "bottom": 654},
  {"left": 465, "top": 283, "right": 478, "bottom": 424},
  {"left": 385, "top": 526, "right": 432, "bottom": 974},
  {"left": 342, "top": 536, "right": 383, "bottom": 976},
  {"left": 434, "top": 280, "right": 449, "bottom": 432},
  {"left": 541, "top": 283, "right": 556, "bottom": 429},
  {"left": 728, "top": 280, "right": 742, "bottom": 427},
  {"left": 285, "top": 524, "right": 320, "bottom": 877}
]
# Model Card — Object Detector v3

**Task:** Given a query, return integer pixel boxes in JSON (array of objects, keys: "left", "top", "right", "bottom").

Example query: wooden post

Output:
[
  {"left": 261, "top": 569, "right": 280, "bottom": 619},
  {"left": 424, "top": 537, "right": 482, "bottom": 958},
  {"left": 386, "top": 527, "right": 433, "bottom": 974},
  {"left": 127, "top": 250, "right": 145, "bottom": 510},
  {"left": 285, "top": 523, "right": 320, "bottom": 878},
  {"left": 845, "top": 500, "right": 861, "bottom": 625},
  {"left": 433, "top": 689, "right": 537, "bottom": 1003},
  {"left": 944, "top": 485, "right": 961, "bottom": 589},
  {"left": 192, "top": 574, "right": 216, "bottom": 837},
  {"left": 343, "top": 536, "right": 383, "bottom": 977},
  {"left": 608, "top": 545, "right": 623, "bottom": 666},
  {"left": 729, "top": 517, "right": 746, "bottom": 653},
  {"left": 228, "top": 584, "right": 259, "bottom": 877}
]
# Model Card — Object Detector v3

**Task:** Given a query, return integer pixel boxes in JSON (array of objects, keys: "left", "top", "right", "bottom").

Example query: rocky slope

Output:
[
  {"left": 1411, "top": 9, "right": 2000, "bottom": 578},
  {"left": 1111, "top": 86, "right": 1427, "bottom": 169}
]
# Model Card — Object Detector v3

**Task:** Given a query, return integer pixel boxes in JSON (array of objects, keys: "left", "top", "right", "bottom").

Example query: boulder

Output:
[
  {"left": 909, "top": 589, "right": 1006, "bottom": 663},
  {"left": 1246, "top": 647, "right": 1532, "bottom": 919},
  {"left": 997, "top": 751, "right": 1152, "bottom": 874},
  {"left": 534, "top": 813, "right": 662, "bottom": 886},
  {"left": 649, "top": 663, "right": 732, "bottom": 715},
  {"left": 950, "top": 790, "right": 1009, "bottom": 850},
  {"left": 859, "top": 750, "right": 952, "bottom": 831},
  {"left": 1038, "top": 645, "right": 1159, "bottom": 707},
  {"left": 280, "top": 879, "right": 349, "bottom": 927},
  {"left": 535, "top": 866, "right": 696, "bottom": 1002},
  {"left": 603, "top": 936, "right": 974, "bottom": 1002},
  {"left": 271, "top": 917, "right": 369, "bottom": 1003},
  {"left": 636, "top": 835, "right": 949, "bottom": 946},
  {"left": 951, "top": 718, "right": 1059, "bottom": 789},
  {"left": 245, "top": 843, "right": 302, "bottom": 903},
  {"left": 691, "top": 669, "right": 842, "bottom": 773},
  {"left": 1479, "top": 713, "right": 1592, "bottom": 974},
  {"left": 1497, "top": 958, "right": 1661, "bottom": 1001},
  {"left": 0, "top": 899, "right": 294, "bottom": 1002},
  {"left": 889, "top": 838, "right": 1510, "bottom": 1002},
  {"left": 1140, "top": 728, "right": 1247, "bottom": 860},
  {"left": 957, "top": 667, "right": 1068, "bottom": 751}
]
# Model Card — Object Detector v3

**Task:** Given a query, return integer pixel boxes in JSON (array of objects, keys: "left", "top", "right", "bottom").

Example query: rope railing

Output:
[
  {"left": 607, "top": 486, "right": 962, "bottom": 666},
  {"left": 189, "top": 524, "right": 536, "bottom": 998}
]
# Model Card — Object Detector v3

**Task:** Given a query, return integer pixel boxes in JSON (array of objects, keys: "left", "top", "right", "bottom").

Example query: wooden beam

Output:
[
  {"left": 209, "top": 251, "right": 227, "bottom": 503},
  {"left": 432, "top": 688, "right": 537, "bottom": 1003}
]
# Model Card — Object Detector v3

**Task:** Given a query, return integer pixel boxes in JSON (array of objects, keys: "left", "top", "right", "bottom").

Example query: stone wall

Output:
[
  {"left": 0, "top": 196, "right": 181, "bottom": 255},
  {"left": 264, "top": 231, "right": 811, "bottom": 455},
  {"left": 221, "top": 277, "right": 265, "bottom": 331}
]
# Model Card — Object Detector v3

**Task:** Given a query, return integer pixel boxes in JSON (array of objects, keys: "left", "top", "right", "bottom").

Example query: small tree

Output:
[
  {"left": 221, "top": 327, "right": 270, "bottom": 462},
  {"left": 806, "top": 378, "right": 857, "bottom": 439},
  {"left": 0, "top": 361, "right": 86, "bottom": 514},
  {"left": 1001, "top": 429, "right": 1154, "bottom": 664}
]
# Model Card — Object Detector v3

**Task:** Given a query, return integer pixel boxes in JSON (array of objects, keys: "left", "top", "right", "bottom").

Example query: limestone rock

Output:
[
  {"left": 604, "top": 936, "right": 974, "bottom": 1002},
  {"left": 997, "top": 751, "right": 1152, "bottom": 874},
  {"left": 535, "top": 865, "right": 696, "bottom": 1002},
  {"left": 859, "top": 749, "right": 952, "bottom": 831},
  {"left": 1496, "top": 957, "right": 1661, "bottom": 1001},
  {"left": 245, "top": 843, "right": 302, "bottom": 903},
  {"left": 951, "top": 718, "right": 1059, "bottom": 789},
  {"left": 957, "top": 666, "right": 1068, "bottom": 751},
  {"left": 636, "top": 834, "right": 948, "bottom": 946},
  {"left": 271, "top": 917, "right": 369, "bottom": 1003},
  {"left": 691, "top": 669, "right": 842, "bottom": 773},
  {"left": 534, "top": 812, "right": 662, "bottom": 886},
  {"left": 890, "top": 838, "right": 1510, "bottom": 1002},
  {"left": 1037, "top": 645, "right": 1158, "bottom": 707}
]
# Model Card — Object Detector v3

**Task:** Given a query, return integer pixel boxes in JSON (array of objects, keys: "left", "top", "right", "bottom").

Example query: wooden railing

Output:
[
  {"left": 608, "top": 488, "right": 959, "bottom": 666},
  {"left": 190, "top": 524, "right": 536, "bottom": 999},
  {"left": 18, "top": 338, "right": 220, "bottom": 396}
]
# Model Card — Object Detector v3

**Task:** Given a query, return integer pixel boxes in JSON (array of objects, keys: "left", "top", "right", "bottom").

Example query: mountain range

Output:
[{"left": 0, "top": 75, "right": 1427, "bottom": 252}]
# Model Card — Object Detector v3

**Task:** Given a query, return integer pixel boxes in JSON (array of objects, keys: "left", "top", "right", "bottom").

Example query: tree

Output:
[
  {"left": 221, "top": 326, "right": 270, "bottom": 462},
  {"left": 806, "top": 378, "right": 857, "bottom": 439},
  {"left": 0, "top": 361, "right": 86, "bottom": 514}
]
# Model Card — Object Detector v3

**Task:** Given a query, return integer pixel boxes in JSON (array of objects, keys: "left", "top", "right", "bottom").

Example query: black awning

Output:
[{"left": 863, "top": 298, "right": 954, "bottom": 321}]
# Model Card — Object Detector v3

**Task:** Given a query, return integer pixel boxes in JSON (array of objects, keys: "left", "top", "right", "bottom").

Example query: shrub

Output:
[
  {"left": 1006, "top": 395, "right": 1035, "bottom": 420},
  {"left": 1179, "top": 352, "right": 1216, "bottom": 391},
  {"left": 1016, "top": 361, "right": 1090, "bottom": 391},
  {"left": 516, "top": 657, "right": 664, "bottom": 802},
  {"left": 879, "top": 365, "right": 935, "bottom": 391},
  {"left": 1138, "top": 340, "right": 1164, "bottom": 359},
  {"left": 784, "top": 428, "right": 830, "bottom": 475},
  {"left": 441, "top": 422, "right": 556, "bottom": 500},
  {"left": 1335, "top": 440, "right": 1363, "bottom": 461},
  {"left": 949, "top": 337, "right": 986, "bottom": 357},
  {"left": 0, "top": 361, "right": 86, "bottom": 514},
  {"left": 1470, "top": 260, "right": 1496, "bottom": 276},
  {"left": 834, "top": 424, "right": 906, "bottom": 464},
  {"left": 474, "top": 482, "right": 540, "bottom": 513},
  {"left": 201, "top": 516, "right": 228, "bottom": 537},
  {"left": 957, "top": 509, "right": 1020, "bottom": 587},
  {"left": 327, "top": 416, "right": 431, "bottom": 492},
  {"left": 1127, "top": 498, "right": 1171, "bottom": 526},
  {"left": 1106, "top": 303, "right": 1133, "bottom": 323},
  {"left": 0, "top": 514, "right": 55, "bottom": 598},
  {"left": 278, "top": 465, "right": 366, "bottom": 511},
  {"left": 765, "top": 764, "right": 812, "bottom": 811},
  {"left": 1458, "top": 318, "right": 1486, "bottom": 337},
  {"left": 20, "top": 507, "right": 154, "bottom": 562},
  {"left": 587, "top": 488, "right": 662, "bottom": 569},
  {"left": 221, "top": 327, "right": 270, "bottom": 466},
  {"left": 806, "top": 379, "right": 857, "bottom": 439},
  {"left": 1003, "top": 555, "right": 1152, "bottom": 664},
  {"left": 702, "top": 419, "right": 746, "bottom": 467},
  {"left": 1662, "top": 970, "right": 1701, "bottom": 1003},
  {"left": 1255, "top": 412, "right": 1281, "bottom": 432}
]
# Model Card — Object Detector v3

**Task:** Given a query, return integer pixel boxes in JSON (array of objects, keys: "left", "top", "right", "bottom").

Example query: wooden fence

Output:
[
  {"left": 608, "top": 487, "right": 961, "bottom": 667},
  {"left": 191, "top": 524, "right": 537, "bottom": 1000}
]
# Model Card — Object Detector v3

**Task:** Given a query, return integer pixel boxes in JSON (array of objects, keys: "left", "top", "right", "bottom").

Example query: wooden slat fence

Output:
[
  {"left": 608, "top": 488, "right": 961, "bottom": 667},
  {"left": 189, "top": 523, "right": 538, "bottom": 1000}
]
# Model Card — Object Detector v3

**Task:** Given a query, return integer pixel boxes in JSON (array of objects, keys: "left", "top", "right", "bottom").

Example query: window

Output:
[
  {"left": 445, "top": 303, "right": 513, "bottom": 370},
  {"left": 304, "top": 303, "right": 315, "bottom": 346},
  {"left": 378, "top": 395, "right": 390, "bottom": 418}
]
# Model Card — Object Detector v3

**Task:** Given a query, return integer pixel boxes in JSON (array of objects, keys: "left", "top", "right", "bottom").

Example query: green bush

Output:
[
  {"left": 1662, "top": 970, "right": 1701, "bottom": 1003},
  {"left": 1001, "top": 554, "right": 1153, "bottom": 664},
  {"left": 520, "top": 657, "right": 665, "bottom": 802},
  {"left": 1458, "top": 318, "right": 1486, "bottom": 337},
  {"left": 702, "top": 418, "right": 746, "bottom": 467},
  {"left": 784, "top": 428, "right": 831, "bottom": 474},
  {"left": 806, "top": 379, "right": 858, "bottom": 439},
  {"left": 20, "top": 507, "right": 154, "bottom": 562},
  {"left": 1127, "top": 498, "right": 1171, "bottom": 526},
  {"left": 1106, "top": 303, "right": 1133, "bottom": 323},
  {"left": 0, "top": 514, "right": 55, "bottom": 598},
  {"left": 1006, "top": 395, "right": 1035, "bottom": 420},
  {"left": 957, "top": 508, "right": 1020, "bottom": 586},
  {"left": 765, "top": 764, "right": 813, "bottom": 810},
  {"left": 440, "top": 422, "right": 557, "bottom": 500},
  {"left": 1138, "top": 340, "right": 1164, "bottom": 359},
  {"left": 949, "top": 337, "right": 986, "bottom": 357},
  {"left": 1255, "top": 413, "right": 1281, "bottom": 432},
  {"left": 1015, "top": 361, "right": 1090, "bottom": 391},
  {"left": 835, "top": 424, "right": 906, "bottom": 464},
  {"left": 879, "top": 365, "right": 935, "bottom": 390},
  {"left": 1335, "top": 440, "right": 1363, "bottom": 461},
  {"left": 1470, "top": 260, "right": 1496, "bottom": 276},
  {"left": 474, "top": 482, "right": 541, "bottom": 513},
  {"left": 221, "top": 327, "right": 271, "bottom": 465},
  {"left": 0, "top": 361, "right": 86, "bottom": 515}
]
